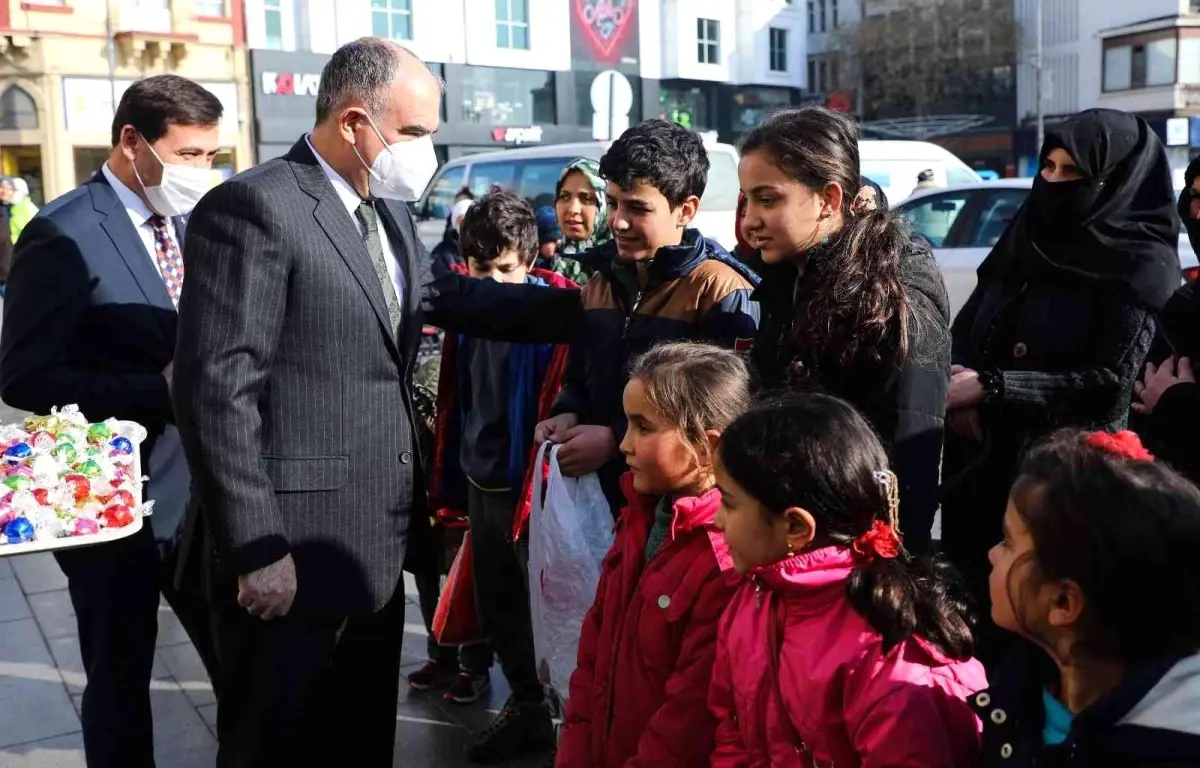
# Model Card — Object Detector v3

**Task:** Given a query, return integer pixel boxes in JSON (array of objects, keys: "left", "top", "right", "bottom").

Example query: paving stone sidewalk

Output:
[{"left": 0, "top": 553, "right": 549, "bottom": 768}]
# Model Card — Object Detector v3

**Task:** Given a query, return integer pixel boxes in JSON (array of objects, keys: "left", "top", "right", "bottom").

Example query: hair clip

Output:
[
  {"left": 1085, "top": 430, "right": 1154, "bottom": 462},
  {"left": 850, "top": 189, "right": 878, "bottom": 217},
  {"left": 872, "top": 470, "right": 901, "bottom": 531}
]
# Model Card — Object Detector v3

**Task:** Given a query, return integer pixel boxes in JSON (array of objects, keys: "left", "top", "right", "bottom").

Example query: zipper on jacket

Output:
[
  {"left": 622, "top": 286, "right": 647, "bottom": 338},
  {"left": 753, "top": 576, "right": 763, "bottom": 608}
]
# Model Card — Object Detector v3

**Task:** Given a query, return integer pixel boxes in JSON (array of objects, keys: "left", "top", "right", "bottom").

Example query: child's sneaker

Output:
[
  {"left": 444, "top": 671, "right": 492, "bottom": 704},
  {"left": 406, "top": 661, "right": 454, "bottom": 691}
]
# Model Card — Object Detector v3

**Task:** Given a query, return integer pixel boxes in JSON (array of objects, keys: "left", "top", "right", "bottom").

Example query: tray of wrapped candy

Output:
[{"left": 0, "top": 406, "right": 152, "bottom": 556}]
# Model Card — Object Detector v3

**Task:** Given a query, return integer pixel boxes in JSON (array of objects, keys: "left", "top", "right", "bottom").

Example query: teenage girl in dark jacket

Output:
[
  {"left": 736, "top": 106, "right": 952, "bottom": 557},
  {"left": 1134, "top": 154, "right": 1200, "bottom": 485},
  {"left": 942, "top": 109, "right": 1181, "bottom": 670}
]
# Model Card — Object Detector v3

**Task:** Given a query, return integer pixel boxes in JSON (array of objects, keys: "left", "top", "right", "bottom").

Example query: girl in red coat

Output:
[
  {"left": 710, "top": 394, "right": 987, "bottom": 767},
  {"left": 557, "top": 342, "right": 751, "bottom": 767}
]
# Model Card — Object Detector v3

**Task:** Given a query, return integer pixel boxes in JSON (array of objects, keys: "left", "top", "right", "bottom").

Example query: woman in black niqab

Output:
[
  {"left": 978, "top": 109, "right": 1180, "bottom": 310},
  {"left": 940, "top": 109, "right": 1181, "bottom": 671}
]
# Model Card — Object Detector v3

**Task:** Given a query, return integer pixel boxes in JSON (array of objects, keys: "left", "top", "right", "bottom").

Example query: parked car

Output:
[
  {"left": 412, "top": 140, "right": 742, "bottom": 251},
  {"left": 859, "top": 140, "right": 982, "bottom": 205},
  {"left": 896, "top": 179, "right": 1200, "bottom": 318}
]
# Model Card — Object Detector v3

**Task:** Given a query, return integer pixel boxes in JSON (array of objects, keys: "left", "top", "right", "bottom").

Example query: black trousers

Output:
[
  {"left": 211, "top": 576, "right": 406, "bottom": 768},
  {"left": 55, "top": 523, "right": 218, "bottom": 768},
  {"left": 467, "top": 484, "right": 541, "bottom": 702}
]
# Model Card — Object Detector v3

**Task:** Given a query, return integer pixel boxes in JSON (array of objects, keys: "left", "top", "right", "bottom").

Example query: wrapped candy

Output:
[{"left": 0, "top": 406, "right": 150, "bottom": 549}]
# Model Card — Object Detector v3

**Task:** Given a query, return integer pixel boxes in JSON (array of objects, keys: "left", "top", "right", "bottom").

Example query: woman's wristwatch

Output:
[{"left": 977, "top": 369, "right": 1004, "bottom": 403}]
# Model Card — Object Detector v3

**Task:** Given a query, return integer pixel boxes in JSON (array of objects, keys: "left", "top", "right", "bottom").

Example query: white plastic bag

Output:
[{"left": 528, "top": 441, "right": 613, "bottom": 696}]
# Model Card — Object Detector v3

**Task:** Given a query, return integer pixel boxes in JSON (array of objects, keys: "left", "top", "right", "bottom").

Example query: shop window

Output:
[
  {"left": 697, "top": 19, "right": 720, "bottom": 65},
  {"left": 74, "top": 148, "right": 110, "bottom": 188},
  {"left": 0, "top": 86, "right": 38, "bottom": 131},
  {"left": 660, "top": 86, "right": 714, "bottom": 132},
  {"left": 1181, "top": 38, "right": 1200, "bottom": 84},
  {"left": 264, "top": 0, "right": 286, "bottom": 50},
  {"left": 769, "top": 28, "right": 788, "bottom": 73},
  {"left": 195, "top": 0, "right": 226, "bottom": 16},
  {"left": 372, "top": 0, "right": 413, "bottom": 41},
  {"left": 807, "top": 58, "right": 817, "bottom": 91},
  {"left": 1104, "top": 35, "right": 1177, "bottom": 91},
  {"left": 732, "top": 88, "right": 791, "bottom": 131},
  {"left": 460, "top": 66, "right": 555, "bottom": 125},
  {"left": 496, "top": 0, "right": 530, "bottom": 50}
]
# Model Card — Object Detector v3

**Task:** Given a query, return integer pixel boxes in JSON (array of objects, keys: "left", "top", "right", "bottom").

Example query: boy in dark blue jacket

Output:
[{"left": 423, "top": 120, "right": 760, "bottom": 510}]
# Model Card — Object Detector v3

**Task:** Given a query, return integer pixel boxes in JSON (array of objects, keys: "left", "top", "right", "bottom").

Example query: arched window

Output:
[{"left": 0, "top": 86, "right": 38, "bottom": 130}]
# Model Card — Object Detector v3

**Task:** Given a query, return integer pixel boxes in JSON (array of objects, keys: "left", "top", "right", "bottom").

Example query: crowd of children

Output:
[{"left": 413, "top": 109, "right": 1200, "bottom": 766}]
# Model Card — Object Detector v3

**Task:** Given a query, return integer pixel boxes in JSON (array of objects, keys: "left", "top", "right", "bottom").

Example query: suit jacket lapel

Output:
[
  {"left": 287, "top": 139, "right": 401, "bottom": 362},
  {"left": 376, "top": 201, "right": 422, "bottom": 370},
  {"left": 89, "top": 173, "right": 175, "bottom": 315}
]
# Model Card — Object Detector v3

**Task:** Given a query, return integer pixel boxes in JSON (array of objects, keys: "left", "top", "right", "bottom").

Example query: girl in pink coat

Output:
[{"left": 709, "top": 393, "right": 987, "bottom": 767}]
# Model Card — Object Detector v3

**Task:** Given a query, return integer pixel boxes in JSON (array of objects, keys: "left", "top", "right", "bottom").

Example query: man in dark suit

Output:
[
  {"left": 173, "top": 37, "right": 440, "bottom": 767},
  {"left": 0, "top": 75, "right": 223, "bottom": 768}
]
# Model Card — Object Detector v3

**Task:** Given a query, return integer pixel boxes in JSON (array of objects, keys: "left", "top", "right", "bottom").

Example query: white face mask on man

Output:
[
  {"left": 351, "top": 113, "right": 437, "bottom": 201},
  {"left": 133, "top": 135, "right": 216, "bottom": 218}
]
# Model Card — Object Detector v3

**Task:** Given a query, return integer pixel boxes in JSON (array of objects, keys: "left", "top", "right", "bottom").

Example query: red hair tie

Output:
[
  {"left": 852, "top": 520, "right": 902, "bottom": 561},
  {"left": 1085, "top": 430, "right": 1154, "bottom": 462}
]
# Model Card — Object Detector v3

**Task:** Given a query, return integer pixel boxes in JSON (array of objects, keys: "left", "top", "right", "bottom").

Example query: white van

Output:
[
  {"left": 858, "top": 140, "right": 982, "bottom": 206},
  {"left": 413, "top": 140, "right": 742, "bottom": 251}
]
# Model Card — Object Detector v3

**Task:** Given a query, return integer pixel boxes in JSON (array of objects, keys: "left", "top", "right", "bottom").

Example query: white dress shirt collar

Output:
[
  {"left": 305, "top": 134, "right": 367, "bottom": 218},
  {"left": 101, "top": 162, "right": 156, "bottom": 227}
]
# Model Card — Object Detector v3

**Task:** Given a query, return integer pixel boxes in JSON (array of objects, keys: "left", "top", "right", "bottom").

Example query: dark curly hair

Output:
[
  {"left": 741, "top": 107, "right": 919, "bottom": 374},
  {"left": 718, "top": 393, "right": 975, "bottom": 659},
  {"left": 458, "top": 186, "right": 538, "bottom": 267},
  {"left": 1009, "top": 430, "right": 1200, "bottom": 666},
  {"left": 599, "top": 119, "right": 709, "bottom": 208}
]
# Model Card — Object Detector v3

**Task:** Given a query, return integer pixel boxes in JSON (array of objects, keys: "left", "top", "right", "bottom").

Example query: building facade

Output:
[
  {"left": 244, "top": 0, "right": 806, "bottom": 163},
  {"left": 0, "top": 0, "right": 252, "bottom": 204},
  {"left": 808, "top": 0, "right": 1018, "bottom": 174},
  {"left": 1015, "top": 0, "right": 1200, "bottom": 180}
]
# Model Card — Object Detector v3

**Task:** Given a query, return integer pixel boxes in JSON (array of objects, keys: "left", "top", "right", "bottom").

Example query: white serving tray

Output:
[{"left": 0, "top": 420, "right": 146, "bottom": 557}]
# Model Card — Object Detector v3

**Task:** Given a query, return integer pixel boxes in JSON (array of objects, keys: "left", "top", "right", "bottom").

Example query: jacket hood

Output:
[
  {"left": 975, "top": 642, "right": 1200, "bottom": 763},
  {"left": 618, "top": 472, "right": 724, "bottom": 539},
  {"left": 1114, "top": 653, "right": 1200, "bottom": 738},
  {"left": 581, "top": 229, "right": 761, "bottom": 287},
  {"left": 748, "top": 545, "right": 855, "bottom": 596}
]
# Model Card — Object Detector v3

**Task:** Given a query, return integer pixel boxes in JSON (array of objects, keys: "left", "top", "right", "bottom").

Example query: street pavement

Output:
[
  {"left": 0, "top": 396, "right": 548, "bottom": 767},
  {"left": 0, "top": 548, "right": 551, "bottom": 767}
]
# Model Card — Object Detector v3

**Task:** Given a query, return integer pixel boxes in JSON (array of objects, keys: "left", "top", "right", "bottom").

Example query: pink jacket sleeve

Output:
[
  {"left": 623, "top": 572, "right": 737, "bottom": 767},
  {"left": 846, "top": 663, "right": 983, "bottom": 768},
  {"left": 708, "top": 610, "right": 749, "bottom": 768},
  {"left": 557, "top": 568, "right": 608, "bottom": 768}
]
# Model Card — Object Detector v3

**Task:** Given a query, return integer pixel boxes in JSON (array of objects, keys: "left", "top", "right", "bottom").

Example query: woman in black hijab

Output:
[
  {"left": 941, "top": 109, "right": 1180, "bottom": 669},
  {"left": 1133, "top": 156, "right": 1200, "bottom": 483}
]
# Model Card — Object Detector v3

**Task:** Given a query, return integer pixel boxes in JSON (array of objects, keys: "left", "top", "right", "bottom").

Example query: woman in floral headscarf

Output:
[{"left": 554, "top": 158, "right": 611, "bottom": 278}]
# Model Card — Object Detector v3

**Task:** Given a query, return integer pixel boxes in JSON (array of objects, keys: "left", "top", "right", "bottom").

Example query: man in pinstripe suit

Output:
[{"left": 173, "top": 39, "right": 441, "bottom": 766}]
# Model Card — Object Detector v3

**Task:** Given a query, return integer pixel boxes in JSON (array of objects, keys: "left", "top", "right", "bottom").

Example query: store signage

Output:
[
  {"left": 572, "top": 0, "right": 639, "bottom": 74},
  {"left": 492, "top": 126, "right": 544, "bottom": 145},
  {"left": 261, "top": 71, "right": 321, "bottom": 98},
  {"left": 575, "top": 0, "right": 636, "bottom": 59}
]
